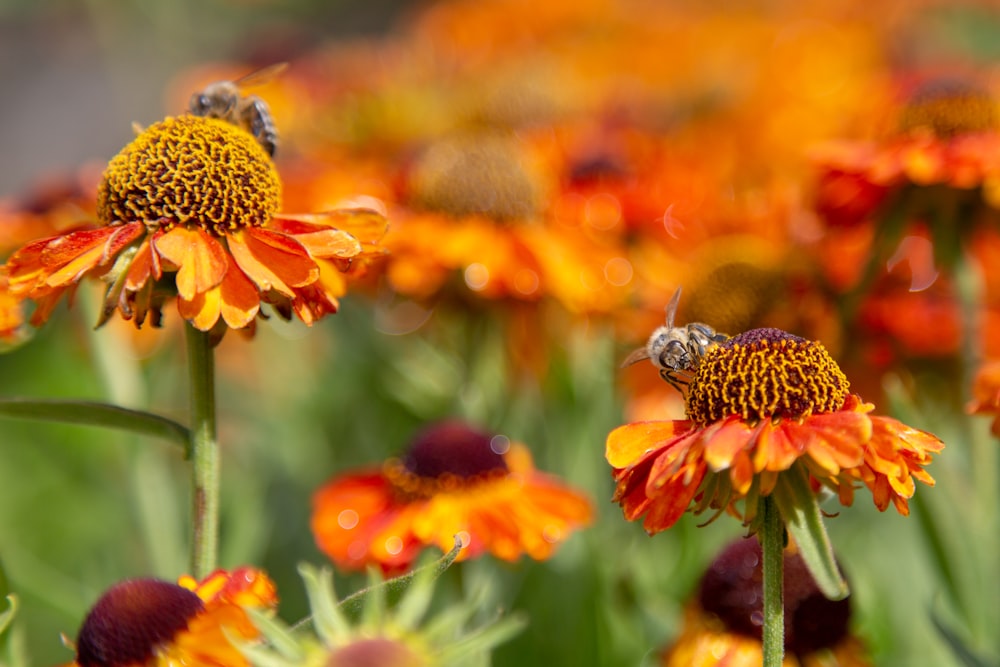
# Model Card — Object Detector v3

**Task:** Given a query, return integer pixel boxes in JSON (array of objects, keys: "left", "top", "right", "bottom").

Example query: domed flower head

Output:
[
  {"left": 384, "top": 130, "right": 631, "bottom": 314},
  {"left": 311, "top": 420, "right": 593, "bottom": 573},
  {"left": 4, "top": 115, "right": 386, "bottom": 334},
  {"left": 607, "top": 327, "right": 943, "bottom": 535},
  {"left": 811, "top": 78, "right": 1000, "bottom": 274},
  {"left": 662, "top": 538, "right": 870, "bottom": 667},
  {"left": 67, "top": 567, "right": 277, "bottom": 667}
]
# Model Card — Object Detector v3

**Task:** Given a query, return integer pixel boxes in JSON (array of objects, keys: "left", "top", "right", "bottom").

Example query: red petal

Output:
[
  {"left": 641, "top": 464, "right": 706, "bottom": 534},
  {"left": 39, "top": 227, "right": 117, "bottom": 270}
]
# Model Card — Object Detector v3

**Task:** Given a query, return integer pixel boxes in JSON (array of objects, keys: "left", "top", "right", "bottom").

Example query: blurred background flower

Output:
[
  {"left": 311, "top": 419, "right": 593, "bottom": 573},
  {"left": 1, "top": 1, "right": 999, "bottom": 666},
  {"left": 661, "top": 538, "right": 871, "bottom": 667}
]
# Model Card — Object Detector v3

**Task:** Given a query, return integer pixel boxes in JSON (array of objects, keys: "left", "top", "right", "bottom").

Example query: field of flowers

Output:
[{"left": 1, "top": 1, "right": 998, "bottom": 666}]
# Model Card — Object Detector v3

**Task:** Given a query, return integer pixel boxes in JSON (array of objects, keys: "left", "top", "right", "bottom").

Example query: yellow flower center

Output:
[
  {"left": 685, "top": 328, "right": 849, "bottom": 426},
  {"left": 898, "top": 80, "right": 997, "bottom": 138},
  {"left": 409, "top": 132, "right": 539, "bottom": 222},
  {"left": 97, "top": 115, "right": 282, "bottom": 234}
]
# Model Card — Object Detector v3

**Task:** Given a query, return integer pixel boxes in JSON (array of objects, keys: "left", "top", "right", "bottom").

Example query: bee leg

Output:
[{"left": 659, "top": 369, "right": 689, "bottom": 394}]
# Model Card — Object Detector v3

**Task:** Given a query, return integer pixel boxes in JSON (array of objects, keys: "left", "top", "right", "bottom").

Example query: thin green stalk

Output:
[
  {"left": 185, "top": 324, "right": 219, "bottom": 579},
  {"left": 761, "top": 495, "right": 784, "bottom": 667},
  {"left": 0, "top": 399, "right": 189, "bottom": 449}
]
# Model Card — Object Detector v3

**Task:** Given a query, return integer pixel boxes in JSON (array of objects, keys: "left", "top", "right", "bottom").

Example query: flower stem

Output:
[
  {"left": 185, "top": 324, "right": 219, "bottom": 579},
  {"left": 761, "top": 495, "right": 784, "bottom": 667}
]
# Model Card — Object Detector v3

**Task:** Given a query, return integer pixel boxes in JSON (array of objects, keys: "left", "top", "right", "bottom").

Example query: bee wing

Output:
[
  {"left": 620, "top": 346, "right": 652, "bottom": 368},
  {"left": 233, "top": 62, "right": 289, "bottom": 89}
]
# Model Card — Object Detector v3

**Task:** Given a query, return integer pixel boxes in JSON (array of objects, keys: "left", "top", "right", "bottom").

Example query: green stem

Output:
[
  {"left": 761, "top": 495, "right": 785, "bottom": 667},
  {"left": 0, "top": 399, "right": 189, "bottom": 450},
  {"left": 185, "top": 324, "right": 219, "bottom": 579}
]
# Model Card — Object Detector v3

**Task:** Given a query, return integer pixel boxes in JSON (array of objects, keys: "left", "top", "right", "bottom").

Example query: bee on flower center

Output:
[
  {"left": 188, "top": 63, "right": 286, "bottom": 157},
  {"left": 622, "top": 286, "right": 729, "bottom": 393}
]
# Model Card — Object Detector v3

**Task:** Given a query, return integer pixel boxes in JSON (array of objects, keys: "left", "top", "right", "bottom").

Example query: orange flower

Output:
[
  {"left": 967, "top": 359, "right": 1000, "bottom": 437},
  {"left": 68, "top": 567, "right": 277, "bottom": 667},
  {"left": 607, "top": 327, "right": 943, "bottom": 534},
  {"left": 312, "top": 420, "right": 593, "bottom": 573},
  {"left": 4, "top": 115, "right": 386, "bottom": 333},
  {"left": 383, "top": 130, "right": 631, "bottom": 314},
  {"left": 0, "top": 268, "right": 27, "bottom": 348},
  {"left": 662, "top": 538, "right": 871, "bottom": 667},
  {"left": 812, "top": 78, "right": 1000, "bottom": 274}
]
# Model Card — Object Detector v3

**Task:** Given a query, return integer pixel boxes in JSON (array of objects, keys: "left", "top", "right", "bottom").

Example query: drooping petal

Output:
[
  {"left": 803, "top": 408, "right": 871, "bottom": 472},
  {"left": 178, "top": 285, "right": 223, "bottom": 331},
  {"left": 642, "top": 464, "right": 706, "bottom": 534},
  {"left": 751, "top": 421, "right": 803, "bottom": 473},
  {"left": 154, "top": 226, "right": 228, "bottom": 300},
  {"left": 606, "top": 420, "right": 694, "bottom": 469},
  {"left": 700, "top": 418, "right": 754, "bottom": 472},
  {"left": 219, "top": 263, "right": 261, "bottom": 330},
  {"left": 229, "top": 227, "right": 318, "bottom": 296}
]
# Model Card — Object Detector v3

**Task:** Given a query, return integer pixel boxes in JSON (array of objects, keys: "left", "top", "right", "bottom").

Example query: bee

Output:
[
  {"left": 188, "top": 62, "right": 287, "bottom": 157},
  {"left": 621, "top": 287, "right": 728, "bottom": 392}
]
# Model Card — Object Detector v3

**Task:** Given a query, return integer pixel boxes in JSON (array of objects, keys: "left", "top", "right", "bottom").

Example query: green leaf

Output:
[
  {"left": 930, "top": 603, "right": 995, "bottom": 667},
  {"left": 0, "top": 399, "right": 189, "bottom": 452},
  {"left": 771, "top": 464, "right": 849, "bottom": 600},
  {"left": 0, "top": 595, "right": 16, "bottom": 636}
]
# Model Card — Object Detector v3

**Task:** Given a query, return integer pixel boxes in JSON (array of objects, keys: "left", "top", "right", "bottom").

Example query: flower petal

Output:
[
  {"left": 154, "top": 226, "right": 228, "bottom": 300},
  {"left": 275, "top": 208, "right": 388, "bottom": 246},
  {"left": 219, "top": 264, "right": 260, "bottom": 330},
  {"left": 606, "top": 421, "right": 694, "bottom": 469},
  {"left": 700, "top": 418, "right": 754, "bottom": 472},
  {"left": 229, "top": 227, "right": 318, "bottom": 296},
  {"left": 178, "top": 285, "right": 223, "bottom": 331},
  {"left": 642, "top": 464, "right": 706, "bottom": 534},
  {"left": 802, "top": 409, "right": 870, "bottom": 473}
]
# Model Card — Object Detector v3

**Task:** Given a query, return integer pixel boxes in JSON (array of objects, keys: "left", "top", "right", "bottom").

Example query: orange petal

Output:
[
  {"left": 752, "top": 421, "right": 803, "bottom": 472},
  {"left": 275, "top": 208, "right": 388, "bottom": 245},
  {"left": 41, "top": 225, "right": 139, "bottom": 287},
  {"left": 803, "top": 410, "right": 870, "bottom": 472},
  {"left": 219, "top": 264, "right": 260, "bottom": 330},
  {"left": 38, "top": 227, "right": 114, "bottom": 269},
  {"left": 154, "top": 227, "right": 228, "bottom": 300},
  {"left": 178, "top": 286, "right": 222, "bottom": 331},
  {"left": 290, "top": 228, "right": 362, "bottom": 259},
  {"left": 728, "top": 450, "right": 755, "bottom": 495},
  {"left": 229, "top": 228, "right": 317, "bottom": 296},
  {"left": 44, "top": 242, "right": 109, "bottom": 287},
  {"left": 641, "top": 464, "right": 706, "bottom": 534},
  {"left": 646, "top": 433, "right": 700, "bottom": 492},
  {"left": 700, "top": 418, "right": 754, "bottom": 472},
  {"left": 606, "top": 421, "right": 692, "bottom": 469}
]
